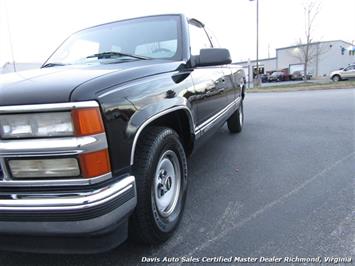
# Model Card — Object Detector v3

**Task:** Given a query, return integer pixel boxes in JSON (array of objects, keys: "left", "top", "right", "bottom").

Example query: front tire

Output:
[
  {"left": 332, "top": 75, "right": 341, "bottom": 82},
  {"left": 227, "top": 101, "right": 244, "bottom": 133},
  {"left": 130, "top": 127, "right": 188, "bottom": 244}
]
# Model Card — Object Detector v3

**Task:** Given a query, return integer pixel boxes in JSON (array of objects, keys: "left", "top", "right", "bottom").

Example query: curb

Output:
[{"left": 247, "top": 84, "right": 355, "bottom": 93}]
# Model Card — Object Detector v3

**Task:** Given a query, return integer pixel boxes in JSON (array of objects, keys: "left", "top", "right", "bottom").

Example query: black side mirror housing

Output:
[{"left": 194, "top": 48, "right": 232, "bottom": 67}]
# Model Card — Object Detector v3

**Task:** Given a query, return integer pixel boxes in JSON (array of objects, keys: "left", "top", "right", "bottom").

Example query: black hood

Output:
[{"left": 0, "top": 60, "right": 183, "bottom": 106}]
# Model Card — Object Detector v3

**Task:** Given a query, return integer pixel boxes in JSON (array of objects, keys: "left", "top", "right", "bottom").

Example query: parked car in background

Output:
[
  {"left": 330, "top": 64, "right": 355, "bottom": 81},
  {"left": 260, "top": 74, "right": 269, "bottom": 83},
  {"left": 304, "top": 72, "right": 312, "bottom": 80},
  {"left": 268, "top": 71, "right": 287, "bottom": 82},
  {"left": 290, "top": 71, "right": 303, "bottom": 80},
  {"left": 290, "top": 71, "right": 312, "bottom": 81}
]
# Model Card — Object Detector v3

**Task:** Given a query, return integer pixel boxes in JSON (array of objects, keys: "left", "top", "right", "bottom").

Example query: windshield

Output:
[
  {"left": 344, "top": 65, "right": 354, "bottom": 71},
  {"left": 44, "top": 15, "right": 181, "bottom": 66}
]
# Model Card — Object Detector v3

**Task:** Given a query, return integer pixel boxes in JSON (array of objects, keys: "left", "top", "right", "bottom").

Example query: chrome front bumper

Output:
[
  {"left": 0, "top": 175, "right": 137, "bottom": 235},
  {"left": 0, "top": 102, "right": 137, "bottom": 252}
]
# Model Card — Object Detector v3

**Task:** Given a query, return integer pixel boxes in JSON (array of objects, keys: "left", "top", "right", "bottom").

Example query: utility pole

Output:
[
  {"left": 256, "top": 0, "right": 259, "bottom": 86},
  {"left": 268, "top": 43, "right": 270, "bottom": 58},
  {"left": 250, "top": 0, "right": 260, "bottom": 87},
  {"left": 247, "top": 58, "right": 251, "bottom": 89}
]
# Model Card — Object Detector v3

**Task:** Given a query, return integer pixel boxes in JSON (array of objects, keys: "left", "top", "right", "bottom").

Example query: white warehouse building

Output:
[{"left": 235, "top": 40, "right": 355, "bottom": 79}]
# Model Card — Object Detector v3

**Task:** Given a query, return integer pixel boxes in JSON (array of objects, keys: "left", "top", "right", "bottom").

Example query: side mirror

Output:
[{"left": 194, "top": 48, "right": 232, "bottom": 67}]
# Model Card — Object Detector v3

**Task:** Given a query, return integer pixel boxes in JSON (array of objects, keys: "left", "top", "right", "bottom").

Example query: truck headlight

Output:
[
  {"left": 0, "top": 112, "right": 74, "bottom": 139},
  {"left": 0, "top": 107, "right": 105, "bottom": 139},
  {"left": 8, "top": 158, "right": 80, "bottom": 179}
]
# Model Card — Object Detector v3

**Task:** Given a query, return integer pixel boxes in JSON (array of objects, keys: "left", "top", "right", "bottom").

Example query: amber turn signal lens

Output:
[
  {"left": 79, "top": 149, "right": 111, "bottom": 178},
  {"left": 72, "top": 108, "right": 104, "bottom": 136}
]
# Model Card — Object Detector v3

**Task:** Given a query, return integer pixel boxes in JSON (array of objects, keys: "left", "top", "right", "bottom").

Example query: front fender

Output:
[
  {"left": 97, "top": 71, "right": 195, "bottom": 175},
  {"left": 127, "top": 97, "right": 193, "bottom": 136},
  {"left": 128, "top": 99, "right": 195, "bottom": 165}
]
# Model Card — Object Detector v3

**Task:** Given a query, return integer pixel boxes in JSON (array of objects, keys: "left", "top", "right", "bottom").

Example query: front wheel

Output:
[
  {"left": 227, "top": 101, "right": 244, "bottom": 133},
  {"left": 332, "top": 75, "right": 341, "bottom": 82},
  {"left": 130, "top": 127, "right": 188, "bottom": 244}
]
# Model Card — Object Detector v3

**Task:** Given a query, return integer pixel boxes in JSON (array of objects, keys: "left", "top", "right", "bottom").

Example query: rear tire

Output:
[
  {"left": 130, "top": 127, "right": 188, "bottom": 244},
  {"left": 227, "top": 101, "right": 244, "bottom": 133}
]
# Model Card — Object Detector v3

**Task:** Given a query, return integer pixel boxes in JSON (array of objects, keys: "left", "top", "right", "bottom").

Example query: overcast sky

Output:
[{"left": 0, "top": 0, "right": 354, "bottom": 66}]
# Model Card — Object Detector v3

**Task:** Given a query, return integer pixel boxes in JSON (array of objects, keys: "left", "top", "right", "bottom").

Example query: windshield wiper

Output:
[
  {"left": 86, "top": 51, "right": 150, "bottom": 60},
  {"left": 41, "top": 63, "right": 67, "bottom": 68}
]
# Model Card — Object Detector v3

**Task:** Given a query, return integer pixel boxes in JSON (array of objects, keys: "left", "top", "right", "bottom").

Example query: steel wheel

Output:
[
  {"left": 130, "top": 127, "right": 188, "bottom": 244},
  {"left": 332, "top": 75, "right": 340, "bottom": 82},
  {"left": 153, "top": 150, "right": 181, "bottom": 217}
]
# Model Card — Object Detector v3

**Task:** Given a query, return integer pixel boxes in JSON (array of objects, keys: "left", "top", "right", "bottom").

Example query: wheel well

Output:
[{"left": 141, "top": 110, "right": 194, "bottom": 157}]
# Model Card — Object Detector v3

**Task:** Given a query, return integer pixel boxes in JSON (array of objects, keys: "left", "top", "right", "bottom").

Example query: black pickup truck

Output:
[{"left": 0, "top": 14, "right": 245, "bottom": 253}]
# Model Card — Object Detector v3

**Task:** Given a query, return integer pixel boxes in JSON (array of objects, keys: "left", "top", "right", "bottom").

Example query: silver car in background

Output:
[{"left": 330, "top": 64, "right": 355, "bottom": 81}]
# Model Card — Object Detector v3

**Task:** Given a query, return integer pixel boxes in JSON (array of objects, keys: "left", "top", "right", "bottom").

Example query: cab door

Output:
[
  {"left": 188, "top": 22, "right": 228, "bottom": 126},
  {"left": 343, "top": 65, "right": 355, "bottom": 79}
]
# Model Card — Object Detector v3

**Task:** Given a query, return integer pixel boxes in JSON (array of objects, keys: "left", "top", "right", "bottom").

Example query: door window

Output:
[{"left": 189, "top": 24, "right": 212, "bottom": 56}]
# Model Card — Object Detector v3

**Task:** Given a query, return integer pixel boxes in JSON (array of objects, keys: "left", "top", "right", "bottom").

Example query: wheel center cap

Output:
[
  {"left": 157, "top": 174, "right": 173, "bottom": 198},
  {"left": 164, "top": 176, "right": 172, "bottom": 191}
]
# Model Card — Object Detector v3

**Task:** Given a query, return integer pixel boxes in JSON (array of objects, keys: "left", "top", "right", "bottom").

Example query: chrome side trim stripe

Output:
[
  {"left": 0, "top": 101, "right": 99, "bottom": 114},
  {"left": 195, "top": 97, "right": 241, "bottom": 138},
  {"left": 129, "top": 98, "right": 241, "bottom": 166}
]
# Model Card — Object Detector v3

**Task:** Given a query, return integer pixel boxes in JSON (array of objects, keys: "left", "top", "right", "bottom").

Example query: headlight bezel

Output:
[{"left": 0, "top": 101, "right": 111, "bottom": 182}]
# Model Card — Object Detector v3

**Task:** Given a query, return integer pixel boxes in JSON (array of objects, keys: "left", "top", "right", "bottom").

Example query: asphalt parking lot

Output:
[{"left": 0, "top": 88, "right": 354, "bottom": 265}]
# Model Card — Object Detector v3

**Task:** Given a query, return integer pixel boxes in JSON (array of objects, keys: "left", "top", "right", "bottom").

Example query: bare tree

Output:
[{"left": 293, "top": 1, "right": 321, "bottom": 81}]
